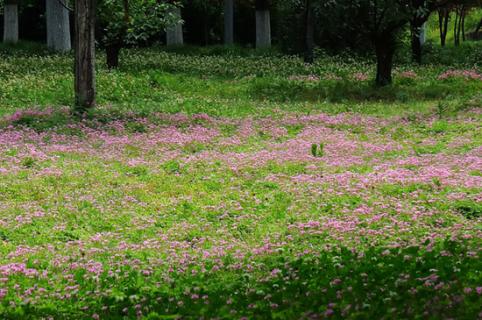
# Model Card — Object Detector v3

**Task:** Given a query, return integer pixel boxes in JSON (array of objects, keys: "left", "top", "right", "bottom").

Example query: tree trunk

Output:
[
  {"left": 455, "top": 13, "right": 459, "bottom": 46},
  {"left": 375, "top": 37, "right": 394, "bottom": 87},
  {"left": 303, "top": 0, "right": 314, "bottom": 64},
  {"left": 106, "top": 43, "right": 121, "bottom": 69},
  {"left": 224, "top": 0, "right": 234, "bottom": 45},
  {"left": 438, "top": 9, "right": 449, "bottom": 47},
  {"left": 74, "top": 0, "right": 96, "bottom": 112},
  {"left": 456, "top": 9, "right": 463, "bottom": 44},
  {"left": 3, "top": 0, "right": 19, "bottom": 43},
  {"left": 410, "top": 20, "right": 423, "bottom": 64},
  {"left": 166, "top": 7, "right": 183, "bottom": 46},
  {"left": 475, "top": 18, "right": 482, "bottom": 34},
  {"left": 419, "top": 22, "right": 427, "bottom": 45},
  {"left": 461, "top": 9, "right": 466, "bottom": 41},
  {"left": 46, "top": 0, "right": 72, "bottom": 52},
  {"left": 255, "top": 10, "right": 271, "bottom": 48},
  {"left": 454, "top": 7, "right": 461, "bottom": 46}
]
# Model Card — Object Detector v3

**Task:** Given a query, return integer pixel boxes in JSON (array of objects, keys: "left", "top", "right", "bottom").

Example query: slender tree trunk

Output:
[
  {"left": 303, "top": 0, "right": 315, "bottom": 64},
  {"left": 443, "top": 11, "right": 449, "bottom": 46},
  {"left": 224, "top": 0, "right": 234, "bottom": 45},
  {"left": 3, "top": 0, "right": 19, "bottom": 43},
  {"left": 475, "top": 18, "right": 482, "bottom": 34},
  {"left": 456, "top": 8, "right": 463, "bottom": 44},
  {"left": 46, "top": 0, "right": 72, "bottom": 52},
  {"left": 410, "top": 20, "right": 423, "bottom": 64},
  {"left": 374, "top": 36, "right": 395, "bottom": 87},
  {"left": 454, "top": 7, "right": 460, "bottom": 46},
  {"left": 419, "top": 22, "right": 427, "bottom": 45},
  {"left": 255, "top": 0, "right": 271, "bottom": 48},
  {"left": 438, "top": 9, "right": 449, "bottom": 47},
  {"left": 461, "top": 9, "right": 466, "bottom": 41},
  {"left": 166, "top": 7, "right": 183, "bottom": 46},
  {"left": 105, "top": 43, "right": 121, "bottom": 69},
  {"left": 255, "top": 10, "right": 271, "bottom": 48},
  {"left": 74, "top": 0, "right": 96, "bottom": 112},
  {"left": 438, "top": 10, "right": 444, "bottom": 46}
]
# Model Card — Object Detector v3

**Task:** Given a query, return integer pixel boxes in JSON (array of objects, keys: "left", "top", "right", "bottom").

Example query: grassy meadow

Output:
[{"left": 0, "top": 41, "right": 481, "bottom": 319}]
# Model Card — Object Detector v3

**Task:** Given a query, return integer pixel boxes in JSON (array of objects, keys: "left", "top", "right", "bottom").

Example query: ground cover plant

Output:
[{"left": 0, "top": 41, "right": 481, "bottom": 319}]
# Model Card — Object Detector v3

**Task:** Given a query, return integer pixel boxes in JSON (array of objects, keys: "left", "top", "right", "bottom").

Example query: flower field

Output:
[{"left": 0, "top": 47, "right": 481, "bottom": 319}]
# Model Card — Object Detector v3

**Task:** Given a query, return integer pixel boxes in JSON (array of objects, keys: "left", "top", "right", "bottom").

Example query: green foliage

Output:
[
  {"left": 97, "top": 0, "right": 180, "bottom": 46},
  {"left": 311, "top": 143, "right": 324, "bottom": 157},
  {"left": 454, "top": 200, "right": 481, "bottom": 219}
]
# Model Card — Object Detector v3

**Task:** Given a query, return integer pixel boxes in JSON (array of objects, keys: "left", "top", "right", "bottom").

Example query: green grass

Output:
[{"left": 0, "top": 41, "right": 480, "bottom": 118}]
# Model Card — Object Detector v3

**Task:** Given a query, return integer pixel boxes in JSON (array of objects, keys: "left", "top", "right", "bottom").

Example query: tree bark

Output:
[
  {"left": 410, "top": 22, "right": 422, "bottom": 64},
  {"left": 454, "top": 10, "right": 459, "bottom": 46},
  {"left": 438, "top": 9, "right": 449, "bottom": 47},
  {"left": 46, "top": 0, "right": 72, "bottom": 52},
  {"left": 255, "top": 0, "right": 271, "bottom": 48},
  {"left": 419, "top": 22, "right": 427, "bottom": 46},
  {"left": 454, "top": 6, "right": 463, "bottom": 46},
  {"left": 106, "top": 43, "right": 121, "bottom": 69},
  {"left": 461, "top": 9, "right": 466, "bottom": 41},
  {"left": 375, "top": 36, "right": 395, "bottom": 87},
  {"left": 3, "top": 0, "right": 19, "bottom": 43},
  {"left": 74, "top": 0, "right": 96, "bottom": 112},
  {"left": 166, "top": 7, "right": 183, "bottom": 46},
  {"left": 475, "top": 18, "right": 482, "bottom": 34},
  {"left": 410, "top": 19, "right": 427, "bottom": 64},
  {"left": 255, "top": 10, "right": 271, "bottom": 48},
  {"left": 303, "top": 0, "right": 314, "bottom": 64},
  {"left": 224, "top": 0, "right": 234, "bottom": 45}
]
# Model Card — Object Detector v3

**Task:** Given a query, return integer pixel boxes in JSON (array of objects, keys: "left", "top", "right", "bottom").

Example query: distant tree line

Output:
[{"left": 2, "top": 1, "right": 480, "bottom": 52}]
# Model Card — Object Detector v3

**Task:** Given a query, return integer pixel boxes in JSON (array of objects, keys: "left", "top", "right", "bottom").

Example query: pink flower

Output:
[
  {"left": 0, "top": 288, "right": 7, "bottom": 300},
  {"left": 323, "top": 73, "right": 343, "bottom": 81},
  {"left": 84, "top": 261, "right": 103, "bottom": 275},
  {"left": 399, "top": 70, "right": 417, "bottom": 79},
  {"left": 464, "top": 287, "right": 473, "bottom": 294},
  {"left": 353, "top": 72, "right": 369, "bottom": 81},
  {"left": 270, "top": 268, "right": 282, "bottom": 277},
  {"left": 325, "top": 308, "right": 334, "bottom": 316},
  {"left": 288, "top": 75, "right": 320, "bottom": 82},
  {"left": 438, "top": 69, "right": 482, "bottom": 81}
]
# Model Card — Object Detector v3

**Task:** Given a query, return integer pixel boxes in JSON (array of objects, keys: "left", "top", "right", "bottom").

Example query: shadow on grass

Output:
[
  {"left": 0, "top": 41, "right": 63, "bottom": 57},
  {"left": 1, "top": 239, "right": 480, "bottom": 319},
  {"left": 159, "top": 44, "right": 281, "bottom": 58},
  {"left": 0, "top": 107, "right": 153, "bottom": 134},
  {"left": 246, "top": 78, "right": 481, "bottom": 103}
]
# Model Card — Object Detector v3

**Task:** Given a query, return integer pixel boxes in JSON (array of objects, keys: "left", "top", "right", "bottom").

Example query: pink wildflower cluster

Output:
[
  {"left": 353, "top": 72, "right": 369, "bottom": 81},
  {"left": 323, "top": 73, "right": 343, "bottom": 81},
  {"left": 399, "top": 70, "right": 417, "bottom": 79},
  {"left": 0, "top": 263, "right": 38, "bottom": 277},
  {"left": 437, "top": 69, "right": 482, "bottom": 81},
  {"left": 288, "top": 75, "right": 320, "bottom": 82}
]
